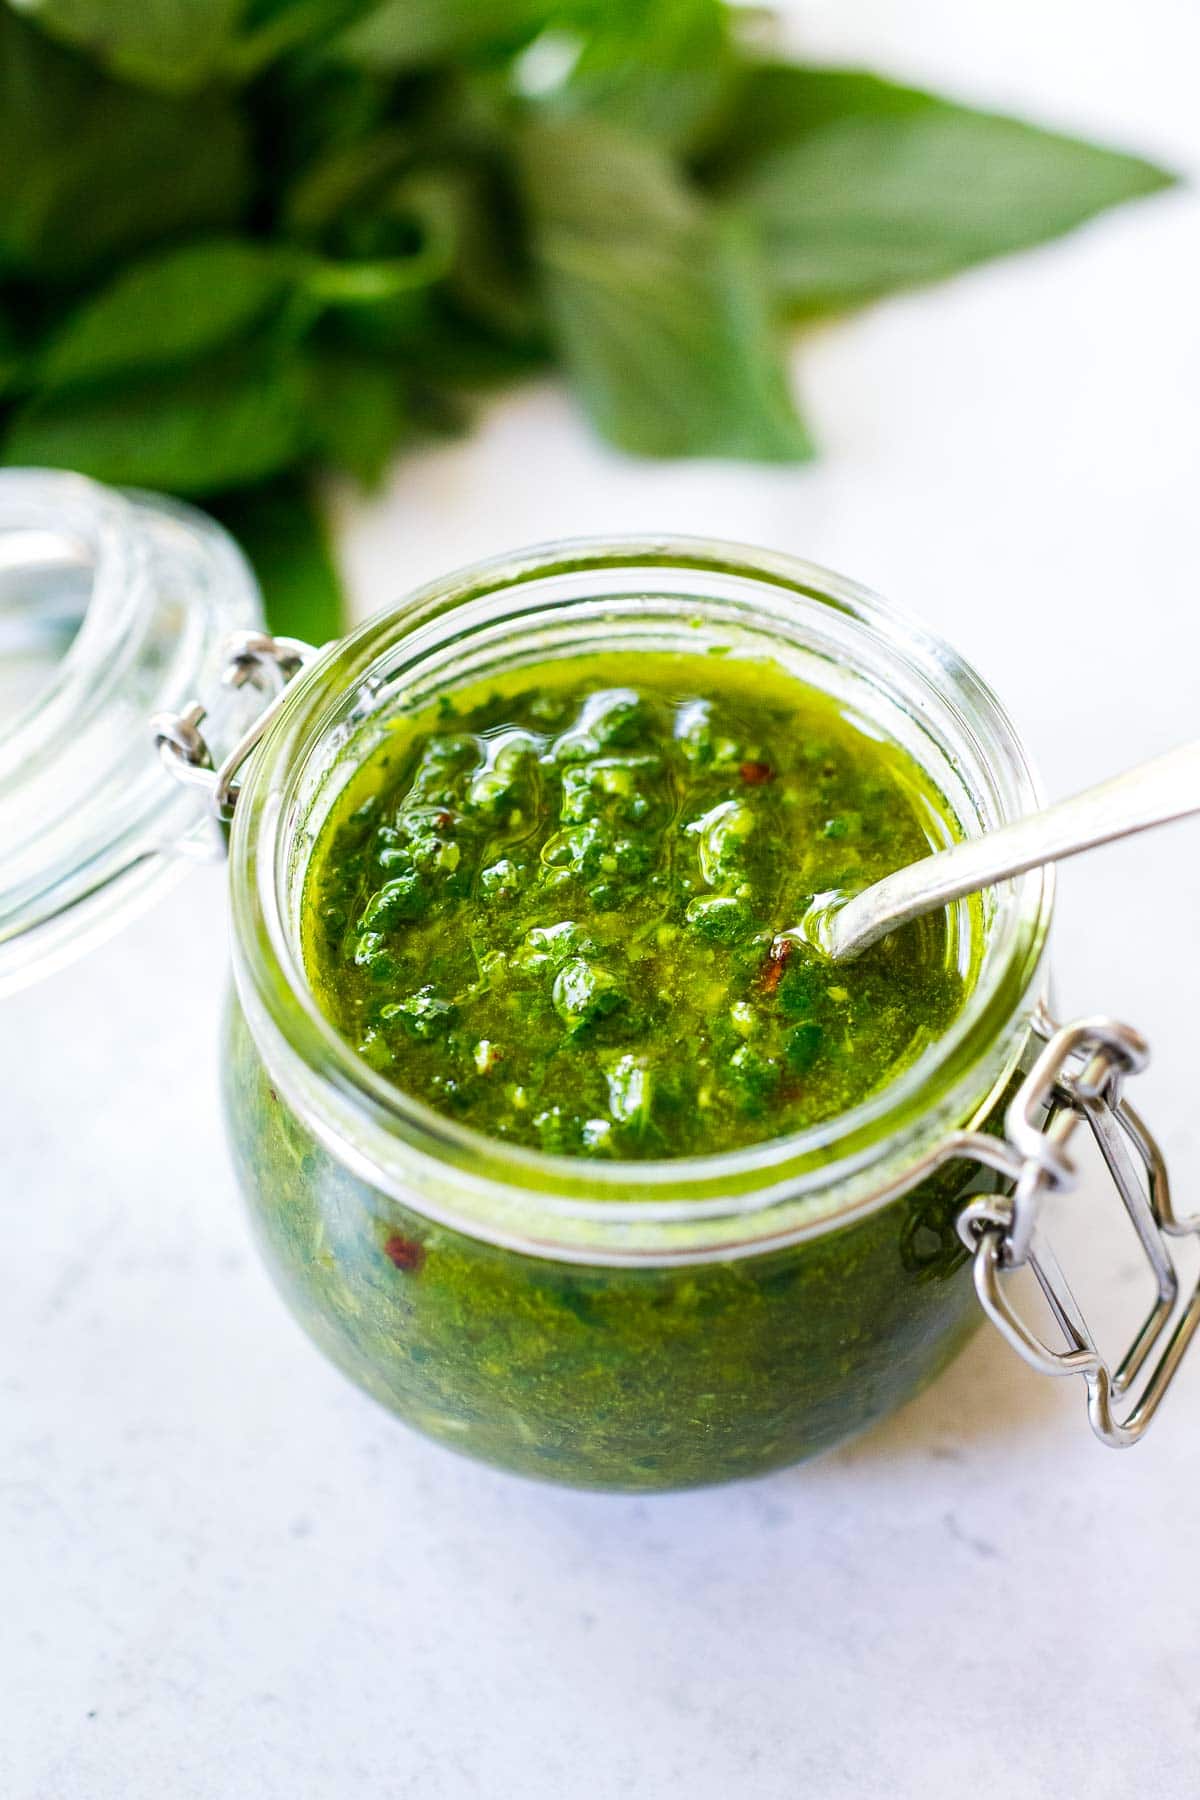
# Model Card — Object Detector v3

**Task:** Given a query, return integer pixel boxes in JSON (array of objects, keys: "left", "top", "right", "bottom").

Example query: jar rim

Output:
[{"left": 229, "top": 535, "right": 1053, "bottom": 1260}]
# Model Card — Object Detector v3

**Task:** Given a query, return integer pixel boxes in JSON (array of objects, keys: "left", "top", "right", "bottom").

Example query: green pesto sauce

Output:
[
  {"left": 225, "top": 988, "right": 989, "bottom": 1489},
  {"left": 303, "top": 652, "right": 967, "bottom": 1158}
]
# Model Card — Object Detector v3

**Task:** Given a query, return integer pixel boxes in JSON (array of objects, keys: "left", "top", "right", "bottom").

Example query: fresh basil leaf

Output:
[
  {"left": 283, "top": 125, "right": 416, "bottom": 240},
  {"left": 0, "top": 304, "right": 21, "bottom": 396},
  {"left": 326, "top": 0, "right": 561, "bottom": 70},
  {"left": 372, "top": 162, "right": 542, "bottom": 345},
  {"left": 0, "top": 10, "right": 249, "bottom": 282},
  {"left": 705, "top": 66, "right": 1176, "bottom": 315},
  {"left": 519, "top": 114, "right": 811, "bottom": 460},
  {"left": 303, "top": 167, "right": 461, "bottom": 301},
  {"left": 9, "top": 0, "right": 244, "bottom": 91},
  {"left": 40, "top": 240, "right": 301, "bottom": 389},
  {"left": 211, "top": 476, "right": 345, "bottom": 643},
  {"left": 303, "top": 344, "right": 410, "bottom": 486},
  {"left": 289, "top": 138, "right": 541, "bottom": 364},
  {"left": 3, "top": 342, "right": 312, "bottom": 493},
  {"left": 226, "top": 0, "right": 376, "bottom": 81},
  {"left": 396, "top": 316, "right": 546, "bottom": 388},
  {"left": 0, "top": 5, "right": 1176, "bottom": 516},
  {"left": 561, "top": 0, "right": 737, "bottom": 156}
]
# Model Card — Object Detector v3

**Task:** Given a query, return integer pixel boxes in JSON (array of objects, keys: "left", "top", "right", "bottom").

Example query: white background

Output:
[{"left": 3, "top": 2, "right": 1199, "bottom": 1794}]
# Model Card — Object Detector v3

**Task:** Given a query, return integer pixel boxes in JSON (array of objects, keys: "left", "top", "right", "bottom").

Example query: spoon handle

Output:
[{"left": 825, "top": 740, "right": 1200, "bottom": 961}]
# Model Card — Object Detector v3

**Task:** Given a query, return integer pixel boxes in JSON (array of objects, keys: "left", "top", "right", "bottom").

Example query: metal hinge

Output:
[
  {"left": 944, "top": 1014, "right": 1200, "bottom": 1447},
  {"left": 151, "top": 630, "right": 320, "bottom": 833}
]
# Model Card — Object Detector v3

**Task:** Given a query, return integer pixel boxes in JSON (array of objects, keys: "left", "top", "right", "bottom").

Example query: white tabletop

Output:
[{"left": 4, "top": 3, "right": 1199, "bottom": 1795}]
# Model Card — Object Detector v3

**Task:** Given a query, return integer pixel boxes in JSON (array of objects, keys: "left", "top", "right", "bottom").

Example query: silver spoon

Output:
[{"left": 799, "top": 740, "right": 1200, "bottom": 962}]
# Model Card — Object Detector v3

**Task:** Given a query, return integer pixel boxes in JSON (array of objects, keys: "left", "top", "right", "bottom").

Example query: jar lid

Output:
[{"left": 0, "top": 469, "right": 263, "bottom": 996}]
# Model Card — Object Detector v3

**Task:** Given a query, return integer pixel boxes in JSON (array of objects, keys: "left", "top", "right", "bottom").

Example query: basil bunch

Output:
[{"left": 0, "top": 1, "right": 1171, "bottom": 635}]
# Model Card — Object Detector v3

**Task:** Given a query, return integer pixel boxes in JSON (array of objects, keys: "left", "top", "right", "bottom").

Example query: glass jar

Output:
[
  {"left": 4, "top": 476, "right": 1197, "bottom": 1488},
  {"left": 0, "top": 469, "right": 261, "bottom": 994}
]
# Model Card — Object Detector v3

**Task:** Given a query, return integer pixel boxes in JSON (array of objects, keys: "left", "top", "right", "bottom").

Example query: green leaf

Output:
[
  {"left": 560, "top": 0, "right": 737, "bottom": 156},
  {"left": 40, "top": 239, "right": 301, "bottom": 389},
  {"left": 0, "top": 304, "right": 22, "bottom": 397},
  {"left": 2, "top": 341, "right": 312, "bottom": 493},
  {"left": 704, "top": 66, "right": 1176, "bottom": 315},
  {"left": 283, "top": 125, "right": 417, "bottom": 240},
  {"left": 0, "top": 9, "right": 249, "bottom": 282},
  {"left": 326, "top": 0, "right": 560, "bottom": 69},
  {"left": 333, "top": 159, "right": 543, "bottom": 346},
  {"left": 303, "top": 344, "right": 410, "bottom": 485},
  {"left": 518, "top": 114, "right": 811, "bottom": 461},
  {"left": 211, "top": 476, "right": 345, "bottom": 642},
  {"left": 225, "top": 0, "right": 376, "bottom": 81},
  {"left": 302, "top": 166, "right": 462, "bottom": 303},
  {"left": 0, "top": 5, "right": 1176, "bottom": 522},
  {"left": 8, "top": 0, "right": 244, "bottom": 91}
]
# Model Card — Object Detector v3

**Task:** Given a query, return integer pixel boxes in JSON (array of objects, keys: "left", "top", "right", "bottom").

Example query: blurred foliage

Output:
[{"left": 0, "top": 0, "right": 1173, "bottom": 634}]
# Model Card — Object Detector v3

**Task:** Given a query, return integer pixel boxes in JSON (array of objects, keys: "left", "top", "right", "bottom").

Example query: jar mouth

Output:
[
  {"left": 231, "top": 536, "right": 1052, "bottom": 1259},
  {"left": 0, "top": 470, "right": 262, "bottom": 997}
]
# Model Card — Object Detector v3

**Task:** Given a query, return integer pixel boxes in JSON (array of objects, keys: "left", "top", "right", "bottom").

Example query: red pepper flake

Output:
[
  {"left": 434, "top": 810, "right": 453, "bottom": 830},
  {"left": 761, "top": 936, "right": 792, "bottom": 996},
  {"left": 383, "top": 1234, "right": 425, "bottom": 1273},
  {"left": 739, "top": 760, "right": 775, "bottom": 786}
]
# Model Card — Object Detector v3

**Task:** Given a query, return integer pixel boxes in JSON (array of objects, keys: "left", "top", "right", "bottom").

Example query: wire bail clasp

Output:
[
  {"left": 152, "top": 630, "right": 321, "bottom": 836},
  {"left": 952, "top": 1016, "right": 1200, "bottom": 1448}
]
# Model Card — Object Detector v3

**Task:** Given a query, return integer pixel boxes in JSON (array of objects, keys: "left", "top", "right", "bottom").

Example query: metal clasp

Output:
[
  {"left": 151, "top": 630, "right": 321, "bottom": 835},
  {"left": 949, "top": 1015, "right": 1200, "bottom": 1447}
]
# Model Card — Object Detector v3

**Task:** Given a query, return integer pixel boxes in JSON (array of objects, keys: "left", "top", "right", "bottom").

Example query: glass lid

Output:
[{"left": 0, "top": 469, "right": 263, "bottom": 997}]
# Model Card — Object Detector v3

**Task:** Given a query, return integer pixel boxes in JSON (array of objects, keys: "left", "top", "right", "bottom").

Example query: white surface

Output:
[{"left": 4, "top": 2, "right": 1200, "bottom": 1794}]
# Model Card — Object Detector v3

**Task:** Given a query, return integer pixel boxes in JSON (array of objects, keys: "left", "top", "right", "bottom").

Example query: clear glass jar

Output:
[
  {"left": 0, "top": 470, "right": 261, "bottom": 994},
  {"left": 222, "top": 538, "right": 1053, "bottom": 1488},
  {"left": 5, "top": 483, "right": 1194, "bottom": 1487}
]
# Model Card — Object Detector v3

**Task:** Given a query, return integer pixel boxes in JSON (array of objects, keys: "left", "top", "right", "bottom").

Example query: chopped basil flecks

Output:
[{"left": 303, "top": 652, "right": 966, "bottom": 1158}]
